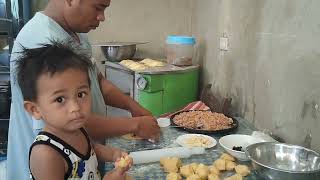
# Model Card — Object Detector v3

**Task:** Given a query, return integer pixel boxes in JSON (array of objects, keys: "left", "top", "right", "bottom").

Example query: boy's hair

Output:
[{"left": 16, "top": 41, "right": 93, "bottom": 102}]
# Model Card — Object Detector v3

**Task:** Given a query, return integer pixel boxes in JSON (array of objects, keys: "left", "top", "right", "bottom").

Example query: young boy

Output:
[{"left": 16, "top": 42, "right": 132, "bottom": 180}]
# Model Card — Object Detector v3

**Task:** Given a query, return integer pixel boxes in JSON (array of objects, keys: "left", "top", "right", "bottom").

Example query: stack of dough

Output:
[
  {"left": 140, "top": 58, "right": 166, "bottom": 67},
  {"left": 119, "top": 60, "right": 148, "bottom": 71},
  {"left": 160, "top": 153, "right": 251, "bottom": 180}
]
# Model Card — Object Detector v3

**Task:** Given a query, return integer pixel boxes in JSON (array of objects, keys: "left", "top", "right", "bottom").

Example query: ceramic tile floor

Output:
[{"left": 0, "top": 160, "right": 6, "bottom": 179}]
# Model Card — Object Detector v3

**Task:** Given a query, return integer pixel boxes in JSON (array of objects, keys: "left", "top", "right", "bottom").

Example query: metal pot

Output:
[
  {"left": 97, "top": 42, "right": 147, "bottom": 62},
  {"left": 246, "top": 142, "right": 320, "bottom": 180}
]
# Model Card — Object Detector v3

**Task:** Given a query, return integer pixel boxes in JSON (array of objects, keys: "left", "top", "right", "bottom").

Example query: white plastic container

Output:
[{"left": 166, "top": 35, "right": 196, "bottom": 66}]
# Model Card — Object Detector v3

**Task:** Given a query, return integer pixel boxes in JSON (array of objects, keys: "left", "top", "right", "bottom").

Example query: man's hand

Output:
[{"left": 133, "top": 116, "right": 160, "bottom": 141}]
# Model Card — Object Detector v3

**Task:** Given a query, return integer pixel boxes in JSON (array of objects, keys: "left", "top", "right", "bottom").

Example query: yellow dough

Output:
[
  {"left": 220, "top": 153, "right": 235, "bottom": 162},
  {"left": 186, "top": 174, "right": 201, "bottom": 180},
  {"left": 116, "top": 155, "right": 132, "bottom": 168},
  {"left": 208, "top": 173, "right": 220, "bottom": 180},
  {"left": 140, "top": 58, "right": 166, "bottom": 67},
  {"left": 195, "top": 163, "right": 209, "bottom": 180},
  {"left": 225, "top": 161, "right": 236, "bottom": 171},
  {"left": 213, "top": 159, "right": 226, "bottom": 171},
  {"left": 224, "top": 174, "right": 243, "bottom": 180},
  {"left": 190, "top": 163, "right": 199, "bottom": 172},
  {"left": 180, "top": 164, "right": 194, "bottom": 177},
  {"left": 166, "top": 172, "right": 182, "bottom": 180},
  {"left": 119, "top": 60, "right": 148, "bottom": 71},
  {"left": 234, "top": 165, "right": 250, "bottom": 177},
  {"left": 121, "top": 133, "right": 143, "bottom": 140},
  {"left": 160, "top": 157, "right": 182, "bottom": 173},
  {"left": 208, "top": 165, "right": 220, "bottom": 175}
]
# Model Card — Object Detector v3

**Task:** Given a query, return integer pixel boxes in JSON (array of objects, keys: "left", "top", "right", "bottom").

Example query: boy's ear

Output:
[{"left": 24, "top": 101, "right": 42, "bottom": 120}]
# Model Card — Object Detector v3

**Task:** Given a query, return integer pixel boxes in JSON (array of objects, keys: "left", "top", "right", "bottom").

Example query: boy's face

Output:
[{"left": 24, "top": 68, "right": 92, "bottom": 132}]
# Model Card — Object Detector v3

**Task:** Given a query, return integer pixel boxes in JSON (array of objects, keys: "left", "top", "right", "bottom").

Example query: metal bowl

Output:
[
  {"left": 246, "top": 142, "right": 320, "bottom": 180},
  {"left": 99, "top": 42, "right": 142, "bottom": 62}
]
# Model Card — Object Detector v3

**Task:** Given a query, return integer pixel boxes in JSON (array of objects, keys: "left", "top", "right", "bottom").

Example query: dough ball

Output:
[
  {"left": 180, "top": 164, "right": 194, "bottom": 177},
  {"left": 235, "top": 165, "right": 250, "bottom": 177},
  {"left": 224, "top": 174, "right": 243, "bottom": 180},
  {"left": 190, "top": 163, "right": 199, "bottom": 172},
  {"left": 208, "top": 165, "right": 220, "bottom": 175},
  {"left": 213, "top": 159, "right": 226, "bottom": 171},
  {"left": 166, "top": 172, "right": 182, "bottom": 180},
  {"left": 220, "top": 153, "right": 235, "bottom": 162},
  {"left": 208, "top": 173, "right": 220, "bottom": 180},
  {"left": 225, "top": 161, "right": 236, "bottom": 171},
  {"left": 186, "top": 174, "right": 201, "bottom": 180},
  {"left": 195, "top": 163, "right": 209, "bottom": 179},
  {"left": 116, "top": 155, "right": 132, "bottom": 168},
  {"left": 160, "top": 157, "right": 182, "bottom": 173}
]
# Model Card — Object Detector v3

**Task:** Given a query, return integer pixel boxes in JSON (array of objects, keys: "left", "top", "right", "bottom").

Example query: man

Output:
[{"left": 7, "top": 0, "right": 160, "bottom": 179}]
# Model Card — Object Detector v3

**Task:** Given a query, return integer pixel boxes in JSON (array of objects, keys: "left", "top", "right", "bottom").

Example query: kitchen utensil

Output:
[
  {"left": 129, "top": 147, "right": 205, "bottom": 164},
  {"left": 97, "top": 42, "right": 147, "bottom": 62},
  {"left": 170, "top": 110, "right": 238, "bottom": 134},
  {"left": 246, "top": 142, "right": 320, "bottom": 180},
  {"left": 219, "top": 134, "right": 265, "bottom": 161},
  {"left": 175, "top": 134, "right": 217, "bottom": 148}
]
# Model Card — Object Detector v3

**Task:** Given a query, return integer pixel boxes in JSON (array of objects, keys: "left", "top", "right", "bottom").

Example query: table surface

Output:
[{"left": 105, "top": 117, "right": 261, "bottom": 179}]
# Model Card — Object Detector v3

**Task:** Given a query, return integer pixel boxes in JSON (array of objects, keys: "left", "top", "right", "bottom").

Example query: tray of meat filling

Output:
[{"left": 170, "top": 110, "right": 238, "bottom": 134}]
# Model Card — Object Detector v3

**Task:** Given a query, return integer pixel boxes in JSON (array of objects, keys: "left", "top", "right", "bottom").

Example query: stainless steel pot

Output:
[
  {"left": 97, "top": 42, "right": 147, "bottom": 62},
  {"left": 246, "top": 142, "right": 320, "bottom": 180}
]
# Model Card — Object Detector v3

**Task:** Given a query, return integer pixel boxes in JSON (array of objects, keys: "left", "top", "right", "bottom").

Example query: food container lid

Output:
[{"left": 166, "top": 35, "right": 196, "bottom": 45}]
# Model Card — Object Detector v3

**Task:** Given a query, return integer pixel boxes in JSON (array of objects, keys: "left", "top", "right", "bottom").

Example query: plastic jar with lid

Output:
[{"left": 166, "top": 35, "right": 196, "bottom": 66}]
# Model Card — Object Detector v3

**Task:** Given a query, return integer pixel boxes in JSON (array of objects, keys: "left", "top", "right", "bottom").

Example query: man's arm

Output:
[{"left": 85, "top": 114, "right": 159, "bottom": 140}]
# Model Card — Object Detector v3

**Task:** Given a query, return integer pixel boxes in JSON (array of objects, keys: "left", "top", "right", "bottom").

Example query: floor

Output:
[{"left": 0, "top": 160, "right": 6, "bottom": 179}]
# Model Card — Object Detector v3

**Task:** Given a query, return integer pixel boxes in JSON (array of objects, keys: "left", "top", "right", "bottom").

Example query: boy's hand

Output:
[
  {"left": 112, "top": 149, "right": 127, "bottom": 162},
  {"left": 102, "top": 168, "right": 127, "bottom": 180}
]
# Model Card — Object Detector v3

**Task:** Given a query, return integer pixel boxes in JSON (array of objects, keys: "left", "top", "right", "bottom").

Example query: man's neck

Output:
[{"left": 43, "top": 1, "right": 80, "bottom": 43}]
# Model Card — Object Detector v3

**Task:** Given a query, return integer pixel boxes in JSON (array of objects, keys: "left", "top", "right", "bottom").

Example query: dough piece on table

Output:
[
  {"left": 180, "top": 164, "right": 194, "bottom": 177},
  {"left": 220, "top": 153, "right": 235, "bottom": 162},
  {"left": 116, "top": 155, "right": 132, "bottom": 168},
  {"left": 166, "top": 172, "right": 182, "bottom": 180},
  {"left": 224, "top": 174, "right": 243, "bottom": 180},
  {"left": 208, "top": 173, "right": 220, "bottom": 180},
  {"left": 213, "top": 159, "right": 226, "bottom": 171},
  {"left": 195, "top": 163, "right": 209, "bottom": 180},
  {"left": 225, "top": 161, "right": 236, "bottom": 171},
  {"left": 190, "top": 163, "right": 199, "bottom": 172},
  {"left": 160, "top": 157, "right": 182, "bottom": 173},
  {"left": 208, "top": 165, "right": 220, "bottom": 175},
  {"left": 186, "top": 174, "right": 201, "bottom": 180},
  {"left": 122, "top": 133, "right": 143, "bottom": 140},
  {"left": 234, "top": 165, "right": 250, "bottom": 177}
]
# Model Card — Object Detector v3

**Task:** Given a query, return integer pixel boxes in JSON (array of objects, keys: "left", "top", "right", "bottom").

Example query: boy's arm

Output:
[{"left": 29, "top": 145, "right": 66, "bottom": 180}]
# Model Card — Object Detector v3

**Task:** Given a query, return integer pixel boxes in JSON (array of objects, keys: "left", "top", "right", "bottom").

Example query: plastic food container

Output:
[{"left": 166, "top": 35, "right": 196, "bottom": 66}]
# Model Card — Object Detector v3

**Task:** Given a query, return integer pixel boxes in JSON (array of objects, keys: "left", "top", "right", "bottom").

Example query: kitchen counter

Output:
[{"left": 105, "top": 117, "right": 260, "bottom": 179}]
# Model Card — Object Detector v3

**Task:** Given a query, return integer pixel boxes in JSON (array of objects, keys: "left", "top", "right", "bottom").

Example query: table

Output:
[{"left": 106, "top": 117, "right": 260, "bottom": 179}]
